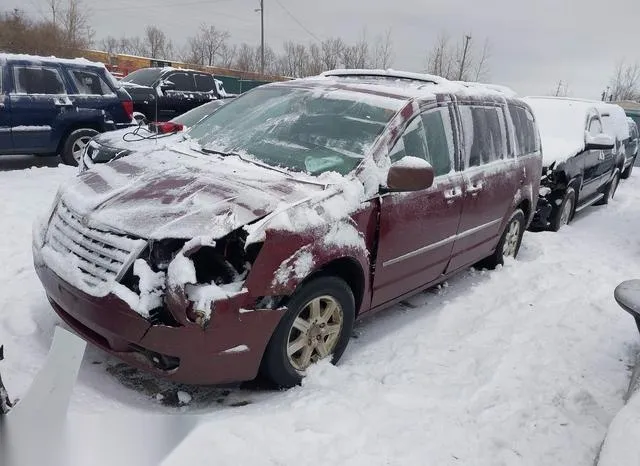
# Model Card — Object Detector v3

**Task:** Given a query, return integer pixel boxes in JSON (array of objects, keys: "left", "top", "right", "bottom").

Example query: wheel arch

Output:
[
  {"left": 55, "top": 123, "right": 103, "bottom": 155},
  {"left": 298, "top": 257, "right": 366, "bottom": 316}
]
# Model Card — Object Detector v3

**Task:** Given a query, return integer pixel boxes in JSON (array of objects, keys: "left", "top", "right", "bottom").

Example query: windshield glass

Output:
[
  {"left": 173, "top": 100, "right": 226, "bottom": 127},
  {"left": 121, "top": 68, "right": 163, "bottom": 87},
  {"left": 187, "top": 86, "right": 403, "bottom": 175}
]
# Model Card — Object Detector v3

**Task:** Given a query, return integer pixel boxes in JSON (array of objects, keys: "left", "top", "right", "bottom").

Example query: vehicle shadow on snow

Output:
[{"left": 0, "top": 155, "right": 61, "bottom": 172}]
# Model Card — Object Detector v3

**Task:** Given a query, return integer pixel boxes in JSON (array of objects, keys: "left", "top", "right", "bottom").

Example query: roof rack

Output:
[{"left": 321, "top": 69, "right": 447, "bottom": 85}]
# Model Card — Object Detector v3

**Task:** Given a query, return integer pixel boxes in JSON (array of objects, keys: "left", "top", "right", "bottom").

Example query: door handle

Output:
[
  {"left": 598, "top": 151, "right": 605, "bottom": 161},
  {"left": 466, "top": 181, "right": 483, "bottom": 195},
  {"left": 444, "top": 187, "right": 462, "bottom": 203}
]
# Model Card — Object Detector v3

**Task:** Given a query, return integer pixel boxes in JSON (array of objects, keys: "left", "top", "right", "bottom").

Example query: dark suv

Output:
[
  {"left": 0, "top": 53, "right": 134, "bottom": 165},
  {"left": 525, "top": 97, "right": 620, "bottom": 231},
  {"left": 33, "top": 70, "right": 542, "bottom": 387},
  {"left": 120, "top": 67, "right": 230, "bottom": 123}
]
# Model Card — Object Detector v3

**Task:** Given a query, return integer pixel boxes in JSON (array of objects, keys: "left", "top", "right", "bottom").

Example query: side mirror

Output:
[
  {"left": 384, "top": 156, "right": 435, "bottom": 192},
  {"left": 160, "top": 80, "right": 175, "bottom": 92},
  {"left": 585, "top": 132, "right": 615, "bottom": 150}
]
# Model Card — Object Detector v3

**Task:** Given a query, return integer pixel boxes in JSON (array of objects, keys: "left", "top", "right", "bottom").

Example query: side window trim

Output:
[{"left": 166, "top": 72, "right": 196, "bottom": 92}]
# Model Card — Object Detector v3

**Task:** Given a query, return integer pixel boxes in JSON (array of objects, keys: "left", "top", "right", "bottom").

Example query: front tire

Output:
[
  {"left": 60, "top": 129, "right": 98, "bottom": 166},
  {"left": 478, "top": 208, "right": 525, "bottom": 269},
  {"left": 260, "top": 276, "right": 355, "bottom": 388},
  {"left": 550, "top": 187, "right": 576, "bottom": 232}
]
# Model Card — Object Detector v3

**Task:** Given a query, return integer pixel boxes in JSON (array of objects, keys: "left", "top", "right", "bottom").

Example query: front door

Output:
[
  {"left": 448, "top": 104, "right": 516, "bottom": 271},
  {"left": 0, "top": 65, "right": 12, "bottom": 150},
  {"left": 158, "top": 72, "right": 197, "bottom": 120},
  {"left": 581, "top": 115, "right": 607, "bottom": 199},
  {"left": 372, "top": 106, "right": 464, "bottom": 307},
  {"left": 9, "top": 64, "right": 67, "bottom": 153}
]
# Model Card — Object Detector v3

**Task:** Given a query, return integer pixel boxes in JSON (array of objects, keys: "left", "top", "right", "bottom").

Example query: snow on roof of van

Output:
[
  {"left": 453, "top": 81, "right": 518, "bottom": 97},
  {"left": 596, "top": 101, "right": 630, "bottom": 141},
  {"left": 0, "top": 53, "right": 106, "bottom": 68},
  {"left": 305, "top": 69, "right": 520, "bottom": 103},
  {"left": 523, "top": 96, "right": 598, "bottom": 167}
]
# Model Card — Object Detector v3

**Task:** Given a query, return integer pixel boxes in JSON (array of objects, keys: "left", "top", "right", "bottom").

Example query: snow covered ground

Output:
[{"left": 1, "top": 154, "right": 639, "bottom": 465}]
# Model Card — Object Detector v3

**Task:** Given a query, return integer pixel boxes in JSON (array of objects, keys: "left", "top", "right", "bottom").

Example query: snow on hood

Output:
[
  {"left": 523, "top": 97, "right": 595, "bottom": 167},
  {"left": 60, "top": 147, "right": 327, "bottom": 240},
  {"left": 93, "top": 127, "right": 184, "bottom": 152}
]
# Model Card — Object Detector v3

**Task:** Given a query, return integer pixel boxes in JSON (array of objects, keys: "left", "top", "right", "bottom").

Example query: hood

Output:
[
  {"left": 91, "top": 128, "right": 183, "bottom": 159},
  {"left": 61, "top": 147, "right": 325, "bottom": 240}
]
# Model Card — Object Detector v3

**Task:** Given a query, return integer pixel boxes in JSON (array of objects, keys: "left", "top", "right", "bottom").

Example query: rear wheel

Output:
[
  {"left": 550, "top": 187, "right": 575, "bottom": 232},
  {"left": 477, "top": 208, "right": 525, "bottom": 269},
  {"left": 260, "top": 276, "right": 355, "bottom": 388},
  {"left": 621, "top": 158, "right": 635, "bottom": 179},
  {"left": 60, "top": 129, "right": 98, "bottom": 166},
  {"left": 596, "top": 170, "right": 620, "bottom": 205}
]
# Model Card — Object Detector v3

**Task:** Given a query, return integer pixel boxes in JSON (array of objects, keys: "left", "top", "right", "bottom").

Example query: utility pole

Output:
[
  {"left": 457, "top": 34, "right": 472, "bottom": 81},
  {"left": 260, "top": 0, "right": 265, "bottom": 75},
  {"left": 555, "top": 80, "right": 563, "bottom": 96}
]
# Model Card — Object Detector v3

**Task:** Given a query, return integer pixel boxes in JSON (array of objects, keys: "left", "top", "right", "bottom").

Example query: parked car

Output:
[
  {"left": 622, "top": 117, "right": 639, "bottom": 178},
  {"left": 0, "top": 53, "right": 134, "bottom": 165},
  {"left": 80, "top": 98, "right": 231, "bottom": 171},
  {"left": 33, "top": 69, "right": 542, "bottom": 388},
  {"left": 119, "top": 67, "right": 231, "bottom": 124},
  {"left": 525, "top": 97, "right": 620, "bottom": 231},
  {"left": 612, "top": 101, "right": 640, "bottom": 167}
]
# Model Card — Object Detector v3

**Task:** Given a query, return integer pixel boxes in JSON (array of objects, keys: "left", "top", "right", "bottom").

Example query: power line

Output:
[{"left": 272, "top": 0, "right": 322, "bottom": 42}]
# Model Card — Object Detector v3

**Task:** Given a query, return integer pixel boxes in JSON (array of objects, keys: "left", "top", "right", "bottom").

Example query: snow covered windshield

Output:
[
  {"left": 187, "top": 86, "right": 403, "bottom": 175},
  {"left": 121, "top": 68, "right": 163, "bottom": 87}
]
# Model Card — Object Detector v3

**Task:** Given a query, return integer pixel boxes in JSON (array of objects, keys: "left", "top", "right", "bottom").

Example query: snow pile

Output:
[
  {"left": 598, "top": 390, "right": 640, "bottom": 465},
  {"left": 273, "top": 248, "right": 315, "bottom": 287},
  {"left": 523, "top": 97, "right": 596, "bottom": 166}
]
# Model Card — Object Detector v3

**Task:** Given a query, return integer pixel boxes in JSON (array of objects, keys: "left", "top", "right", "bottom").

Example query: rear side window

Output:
[
  {"left": 460, "top": 105, "right": 507, "bottom": 167},
  {"left": 165, "top": 72, "right": 195, "bottom": 92},
  {"left": 13, "top": 66, "right": 66, "bottom": 95},
  {"left": 195, "top": 74, "right": 215, "bottom": 92},
  {"left": 69, "top": 69, "right": 114, "bottom": 95},
  {"left": 509, "top": 104, "right": 539, "bottom": 156}
]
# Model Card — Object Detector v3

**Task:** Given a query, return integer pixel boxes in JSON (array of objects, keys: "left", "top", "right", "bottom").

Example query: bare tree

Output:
[
  {"left": 278, "top": 41, "right": 309, "bottom": 77},
  {"left": 218, "top": 43, "right": 237, "bottom": 69},
  {"left": 185, "top": 23, "right": 230, "bottom": 66},
  {"left": 144, "top": 26, "right": 171, "bottom": 59},
  {"left": 371, "top": 29, "right": 394, "bottom": 69},
  {"left": 342, "top": 32, "right": 369, "bottom": 69},
  {"left": 59, "top": 0, "right": 94, "bottom": 50},
  {"left": 321, "top": 38, "right": 345, "bottom": 71},
  {"left": 426, "top": 32, "right": 491, "bottom": 82},
  {"left": 100, "top": 35, "right": 119, "bottom": 55},
  {"left": 609, "top": 61, "right": 640, "bottom": 101}
]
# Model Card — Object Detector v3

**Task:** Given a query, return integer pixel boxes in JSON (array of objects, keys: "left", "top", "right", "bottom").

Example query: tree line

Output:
[{"left": 0, "top": 0, "right": 495, "bottom": 81}]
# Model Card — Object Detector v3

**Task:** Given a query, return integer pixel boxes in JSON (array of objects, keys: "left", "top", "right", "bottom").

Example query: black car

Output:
[
  {"left": 80, "top": 99, "right": 230, "bottom": 171},
  {"left": 119, "top": 67, "right": 231, "bottom": 123},
  {"left": 622, "top": 117, "right": 639, "bottom": 178},
  {"left": 525, "top": 97, "right": 621, "bottom": 231}
]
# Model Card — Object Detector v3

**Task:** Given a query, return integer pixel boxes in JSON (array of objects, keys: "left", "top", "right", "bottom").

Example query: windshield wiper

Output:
[{"left": 200, "top": 147, "right": 236, "bottom": 157}]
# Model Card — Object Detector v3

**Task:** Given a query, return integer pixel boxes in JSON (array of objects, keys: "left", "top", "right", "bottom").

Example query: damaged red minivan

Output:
[{"left": 32, "top": 70, "right": 542, "bottom": 387}]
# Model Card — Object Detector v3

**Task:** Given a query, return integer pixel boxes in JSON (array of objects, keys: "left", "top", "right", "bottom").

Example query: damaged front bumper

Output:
[
  {"left": 33, "top": 257, "right": 286, "bottom": 385},
  {"left": 530, "top": 195, "right": 554, "bottom": 230}
]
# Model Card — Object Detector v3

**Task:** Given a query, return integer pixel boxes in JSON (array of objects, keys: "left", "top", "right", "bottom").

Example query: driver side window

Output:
[
  {"left": 389, "top": 108, "right": 455, "bottom": 176},
  {"left": 589, "top": 117, "right": 603, "bottom": 136}
]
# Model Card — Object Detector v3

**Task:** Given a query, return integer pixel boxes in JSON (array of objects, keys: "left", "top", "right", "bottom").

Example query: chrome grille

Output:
[{"left": 46, "top": 202, "right": 145, "bottom": 287}]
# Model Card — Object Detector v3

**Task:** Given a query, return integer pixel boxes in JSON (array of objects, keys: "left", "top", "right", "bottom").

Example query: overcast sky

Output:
[{"left": 16, "top": 0, "right": 640, "bottom": 98}]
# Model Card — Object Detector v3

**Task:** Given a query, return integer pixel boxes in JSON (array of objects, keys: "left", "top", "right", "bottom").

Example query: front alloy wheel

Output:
[
  {"left": 287, "top": 295, "right": 344, "bottom": 372},
  {"left": 559, "top": 196, "right": 574, "bottom": 226},
  {"left": 260, "top": 276, "right": 355, "bottom": 388}
]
